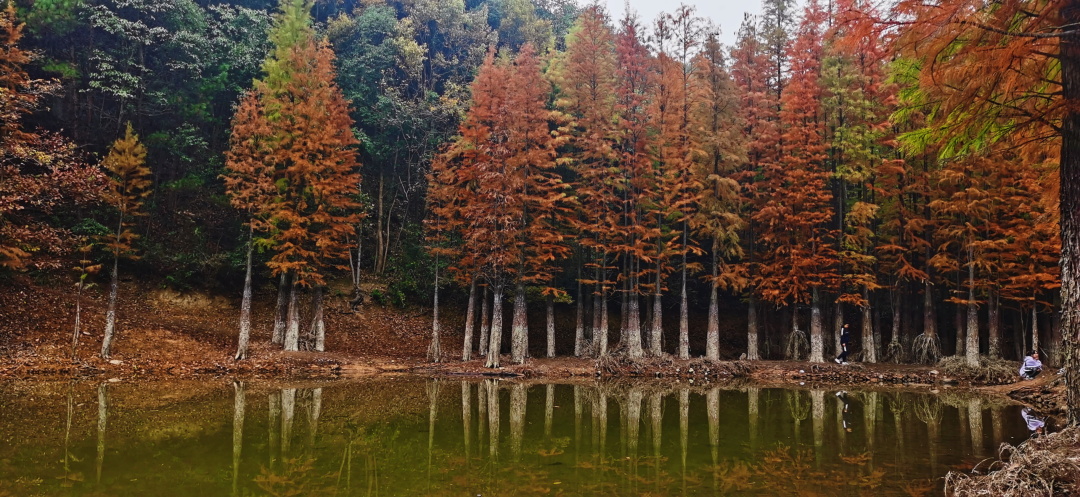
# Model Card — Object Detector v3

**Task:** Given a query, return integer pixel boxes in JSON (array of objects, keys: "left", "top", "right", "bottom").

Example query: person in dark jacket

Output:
[{"left": 835, "top": 323, "right": 851, "bottom": 364}]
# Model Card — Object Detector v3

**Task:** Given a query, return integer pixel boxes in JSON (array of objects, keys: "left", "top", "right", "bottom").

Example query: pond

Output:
[{"left": 0, "top": 378, "right": 1033, "bottom": 496}]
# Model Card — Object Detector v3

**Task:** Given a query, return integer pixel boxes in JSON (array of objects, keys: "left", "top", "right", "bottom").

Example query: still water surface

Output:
[{"left": 0, "top": 379, "right": 1032, "bottom": 496}]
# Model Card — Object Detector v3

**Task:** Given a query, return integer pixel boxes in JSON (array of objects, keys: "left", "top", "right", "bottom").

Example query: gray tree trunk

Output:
[
  {"left": 485, "top": 280, "right": 505, "bottom": 368},
  {"left": 511, "top": 280, "right": 528, "bottom": 364},
  {"left": 678, "top": 249, "right": 689, "bottom": 359},
  {"left": 574, "top": 279, "right": 585, "bottom": 356},
  {"left": 546, "top": 294, "right": 555, "bottom": 358},
  {"left": 706, "top": 251, "right": 719, "bottom": 360},
  {"left": 284, "top": 278, "right": 300, "bottom": 351},
  {"left": 966, "top": 245, "right": 980, "bottom": 366},
  {"left": 463, "top": 278, "right": 477, "bottom": 361},
  {"left": 988, "top": 289, "right": 1001, "bottom": 358},
  {"left": 101, "top": 255, "right": 119, "bottom": 359},
  {"left": 810, "top": 287, "right": 825, "bottom": 362},
  {"left": 650, "top": 272, "right": 663, "bottom": 357},
  {"left": 479, "top": 285, "right": 490, "bottom": 357},
  {"left": 310, "top": 285, "right": 325, "bottom": 352},
  {"left": 747, "top": 297, "right": 760, "bottom": 360},
  {"left": 624, "top": 279, "right": 643, "bottom": 358},
  {"left": 862, "top": 288, "right": 876, "bottom": 363},
  {"left": 235, "top": 227, "right": 254, "bottom": 360},
  {"left": 429, "top": 265, "right": 442, "bottom": 363},
  {"left": 272, "top": 272, "right": 289, "bottom": 345}
]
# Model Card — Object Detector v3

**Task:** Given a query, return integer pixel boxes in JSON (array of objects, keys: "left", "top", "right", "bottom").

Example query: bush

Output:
[{"left": 938, "top": 355, "right": 1017, "bottom": 385}]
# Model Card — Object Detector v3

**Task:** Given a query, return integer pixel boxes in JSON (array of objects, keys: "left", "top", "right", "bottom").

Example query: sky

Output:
[{"left": 600, "top": 0, "right": 764, "bottom": 48}]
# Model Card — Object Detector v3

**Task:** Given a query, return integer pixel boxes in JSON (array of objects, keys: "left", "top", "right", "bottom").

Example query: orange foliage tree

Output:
[
  {"left": 226, "top": 0, "right": 362, "bottom": 354},
  {"left": 610, "top": 10, "right": 658, "bottom": 358},
  {"left": 428, "top": 45, "right": 569, "bottom": 367},
  {"left": 0, "top": 4, "right": 104, "bottom": 271},
  {"left": 875, "top": 0, "right": 1076, "bottom": 417},
  {"left": 689, "top": 30, "right": 746, "bottom": 360},
  {"left": 753, "top": 0, "right": 836, "bottom": 363},
  {"left": 99, "top": 123, "right": 151, "bottom": 359},
  {"left": 550, "top": 5, "right": 621, "bottom": 357},
  {"left": 730, "top": 14, "right": 777, "bottom": 360}
]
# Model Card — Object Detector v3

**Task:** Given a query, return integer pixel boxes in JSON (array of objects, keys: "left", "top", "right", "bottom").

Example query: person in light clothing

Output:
[{"left": 1019, "top": 351, "right": 1043, "bottom": 380}]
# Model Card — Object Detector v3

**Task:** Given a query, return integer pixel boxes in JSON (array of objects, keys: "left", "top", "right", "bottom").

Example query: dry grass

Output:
[
  {"left": 938, "top": 355, "right": 1017, "bottom": 385},
  {"left": 947, "top": 426, "right": 1080, "bottom": 496}
]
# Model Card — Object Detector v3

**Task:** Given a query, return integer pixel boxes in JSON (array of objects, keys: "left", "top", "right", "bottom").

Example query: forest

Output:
[{"left": 1, "top": 0, "right": 1076, "bottom": 413}]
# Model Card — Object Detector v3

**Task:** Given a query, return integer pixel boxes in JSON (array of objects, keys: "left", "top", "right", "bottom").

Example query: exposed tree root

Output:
[
  {"left": 784, "top": 329, "right": 809, "bottom": 361},
  {"left": 883, "top": 339, "right": 905, "bottom": 363},
  {"left": 947, "top": 426, "right": 1080, "bottom": 497},
  {"left": 912, "top": 333, "right": 941, "bottom": 364},
  {"left": 939, "top": 355, "right": 1017, "bottom": 385}
]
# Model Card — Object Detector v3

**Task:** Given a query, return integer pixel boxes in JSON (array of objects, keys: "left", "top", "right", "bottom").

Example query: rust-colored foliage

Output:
[
  {"left": 100, "top": 123, "right": 151, "bottom": 261},
  {"left": 0, "top": 4, "right": 104, "bottom": 269},
  {"left": 428, "top": 43, "right": 569, "bottom": 294},
  {"left": 753, "top": 0, "right": 837, "bottom": 307},
  {"left": 227, "top": 37, "right": 362, "bottom": 288}
]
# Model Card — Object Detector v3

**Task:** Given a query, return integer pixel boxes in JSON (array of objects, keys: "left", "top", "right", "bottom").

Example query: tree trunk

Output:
[
  {"left": 924, "top": 280, "right": 937, "bottom": 339},
  {"left": 235, "top": 227, "right": 254, "bottom": 360},
  {"left": 678, "top": 234, "right": 689, "bottom": 359},
  {"left": 650, "top": 270, "right": 663, "bottom": 357},
  {"left": 284, "top": 278, "right": 300, "bottom": 351},
  {"left": 73, "top": 282, "right": 84, "bottom": 360},
  {"left": 479, "top": 285, "right": 490, "bottom": 357},
  {"left": 810, "top": 287, "right": 824, "bottom": 362},
  {"left": 624, "top": 276, "right": 643, "bottom": 358},
  {"left": 574, "top": 278, "right": 585, "bottom": 357},
  {"left": 862, "top": 288, "right": 876, "bottom": 363},
  {"left": 988, "top": 289, "right": 1001, "bottom": 358},
  {"left": 834, "top": 301, "right": 843, "bottom": 359},
  {"left": 706, "top": 250, "right": 719, "bottom": 360},
  {"left": 955, "top": 299, "right": 966, "bottom": 357},
  {"left": 375, "top": 172, "right": 386, "bottom": 274},
  {"left": 463, "top": 278, "right": 477, "bottom": 361},
  {"left": 889, "top": 289, "right": 902, "bottom": 361},
  {"left": 593, "top": 279, "right": 604, "bottom": 356},
  {"left": 310, "top": 285, "right": 326, "bottom": 352},
  {"left": 966, "top": 245, "right": 980, "bottom": 366},
  {"left": 511, "top": 280, "right": 528, "bottom": 364},
  {"left": 544, "top": 384, "right": 554, "bottom": 437},
  {"left": 486, "top": 280, "right": 505, "bottom": 368},
  {"left": 272, "top": 272, "right": 288, "bottom": 345},
  {"left": 101, "top": 253, "right": 119, "bottom": 359},
  {"left": 600, "top": 266, "right": 610, "bottom": 356},
  {"left": 546, "top": 294, "right": 555, "bottom": 358},
  {"left": 430, "top": 266, "right": 442, "bottom": 363},
  {"left": 1032, "top": 305, "right": 1040, "bottom": 355},
  {"left": 747, "top": 297, "right": 760, "bottom": 360}
]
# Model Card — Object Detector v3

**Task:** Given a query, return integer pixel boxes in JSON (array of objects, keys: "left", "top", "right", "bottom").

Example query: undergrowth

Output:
[
  {"left": 938, "top": 355, "right": 1017, "bottom": 385},
  {"left": 947, "top": 426, "right": 1080, "bottom": 497}
]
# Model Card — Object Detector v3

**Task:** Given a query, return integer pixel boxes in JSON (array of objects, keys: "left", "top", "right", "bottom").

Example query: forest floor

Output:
[
  {"left": 0, "top": 277, "right": 1065, "bottom": 409},
  {"left": 2, "top": 277, "right": 1073, "bottom": 494}
]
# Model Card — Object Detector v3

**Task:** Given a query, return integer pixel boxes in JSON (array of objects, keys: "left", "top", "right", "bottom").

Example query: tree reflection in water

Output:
[{"left": 0, "top": 380, "right": 1031, "bottom": 497}]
